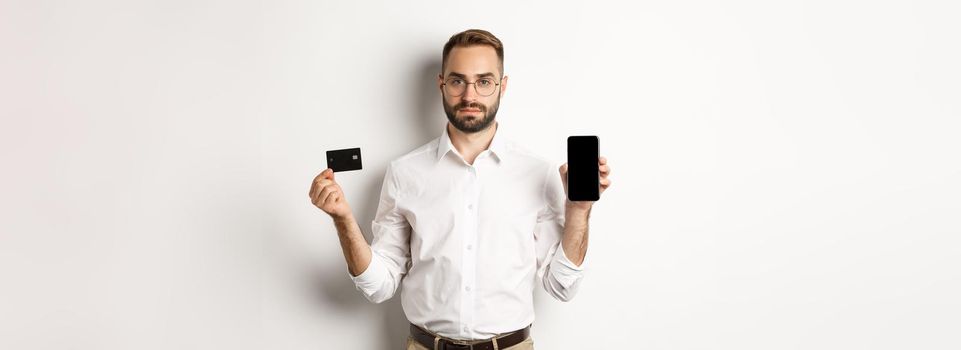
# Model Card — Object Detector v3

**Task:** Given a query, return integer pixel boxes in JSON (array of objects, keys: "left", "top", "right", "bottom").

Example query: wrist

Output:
[
  {"left": 332, "top": 212, "right": 356, "bottom": 226},
  {"left": 565, "top": 202, "right": 593, "bottom": 216}
]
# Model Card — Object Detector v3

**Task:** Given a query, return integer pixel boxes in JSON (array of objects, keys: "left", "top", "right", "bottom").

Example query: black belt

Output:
[{"left": 410, "top": 323, "right": 531, "bottom": 350}]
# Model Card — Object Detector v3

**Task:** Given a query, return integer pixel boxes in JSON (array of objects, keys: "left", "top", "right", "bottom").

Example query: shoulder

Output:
[{"left": 385, "top": 137, "right": 438, "bottom": 179}]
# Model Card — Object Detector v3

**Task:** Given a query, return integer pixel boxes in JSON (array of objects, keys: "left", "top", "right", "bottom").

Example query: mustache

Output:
[{"left": 456, "top": 103, "right": 486, "bottom": 111}]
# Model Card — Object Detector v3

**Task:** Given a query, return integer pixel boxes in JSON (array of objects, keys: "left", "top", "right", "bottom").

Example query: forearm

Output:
[
  {"left": 561, "top": 204, "right": 591, "bottom": 266},
  {"left": 333, "top": 214, "right": 372, "bottom": 277}
]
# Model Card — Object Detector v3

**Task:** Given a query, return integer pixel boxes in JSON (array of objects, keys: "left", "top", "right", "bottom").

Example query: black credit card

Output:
[{"left": 326, "top": 147, "right": 363, "bottom": 172}]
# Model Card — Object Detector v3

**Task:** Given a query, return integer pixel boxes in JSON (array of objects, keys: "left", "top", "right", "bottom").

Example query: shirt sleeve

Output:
[
  {"left": 533, "top": 163, "right": 588, "bottom": 302},
  {"left": 347, "top": 161, "right": 412, "bottom": 304}
]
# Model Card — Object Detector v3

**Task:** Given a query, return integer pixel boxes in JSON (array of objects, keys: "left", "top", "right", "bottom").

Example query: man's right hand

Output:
[
  {"left": 310, "top": 168, "right": 353, "bottom": 220},
  {"left": 309, "top": 169, "right": 370, "bottom": 278}
]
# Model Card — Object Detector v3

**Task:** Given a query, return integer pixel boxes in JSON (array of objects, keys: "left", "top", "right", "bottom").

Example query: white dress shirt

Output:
[{"left": 348, "top": 121, "right": 588, "bottom": 340}]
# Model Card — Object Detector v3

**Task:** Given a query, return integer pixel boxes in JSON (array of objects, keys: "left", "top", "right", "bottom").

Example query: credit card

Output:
[{"left": 326, "top": 147, "right": 363, "bottom": 172}]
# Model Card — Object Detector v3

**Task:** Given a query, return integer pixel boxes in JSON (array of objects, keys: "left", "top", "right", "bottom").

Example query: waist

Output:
[{"left": 410, "top": 323, "right": 531, "bottom": 350}]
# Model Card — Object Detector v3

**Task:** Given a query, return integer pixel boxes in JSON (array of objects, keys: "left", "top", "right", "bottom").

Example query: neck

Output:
[{"left": 447, "top": 121, "right": 497, "bottom": 165}]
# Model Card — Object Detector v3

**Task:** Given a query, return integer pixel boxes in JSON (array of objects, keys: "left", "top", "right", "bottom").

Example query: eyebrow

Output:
[{"left": 447, "top": 71, "right": 497, "bottom": 79}]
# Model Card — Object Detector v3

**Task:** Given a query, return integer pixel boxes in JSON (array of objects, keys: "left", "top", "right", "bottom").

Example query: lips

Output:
[{"left": 459, "top": 109, "right": 481, "bottom": 112}]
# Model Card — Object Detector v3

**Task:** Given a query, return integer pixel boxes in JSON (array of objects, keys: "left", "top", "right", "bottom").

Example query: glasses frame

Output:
[{"left": 441, "top": 76, "right": 503, "bottom": 97}]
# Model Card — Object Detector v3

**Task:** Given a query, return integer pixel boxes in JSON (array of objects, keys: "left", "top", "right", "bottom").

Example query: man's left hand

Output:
[{"left": 559, "top": 156, "right": 611, "bottom": 212}]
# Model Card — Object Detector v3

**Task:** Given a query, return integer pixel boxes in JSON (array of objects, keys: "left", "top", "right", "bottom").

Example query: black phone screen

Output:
[{"left": 567, "top": 136, "right": 600, "bottom": 201}]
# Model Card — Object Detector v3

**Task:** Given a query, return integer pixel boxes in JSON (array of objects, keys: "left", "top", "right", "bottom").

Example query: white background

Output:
[{"left": 1, "top": 0, "right": 959, "bottom": 349}]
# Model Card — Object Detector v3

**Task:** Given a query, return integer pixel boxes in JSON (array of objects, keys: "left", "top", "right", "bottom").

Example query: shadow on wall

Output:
[{"left": 312, "top": 57, "right": 444, "bottom": 349}]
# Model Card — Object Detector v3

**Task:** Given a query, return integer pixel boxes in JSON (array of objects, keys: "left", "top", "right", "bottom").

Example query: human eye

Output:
[
  {"left": 478, "top": 79, "right": 493, "bottom": 86},
  {"left": 448, "top": 78, "right": 465, "bottom": 86}
]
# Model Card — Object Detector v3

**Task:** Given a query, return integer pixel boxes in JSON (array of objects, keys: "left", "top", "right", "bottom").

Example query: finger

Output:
[
  {"left": 326, "top": 189, "right": 341, "bottom": 206},
  {"left": 313, "top": 169, "right": 333, "bottom": 183},
  {"left": 315, "top": 182, "right": 336, "bottom": 204},
  {"left": 310, "top": 179, "right": 332, "bottom": 201},
  {"left": 600, "top": 178, "right": 612, "bottom": 188},
  {"left": 558, "top": 163, "right": 568, "bottom": 175},
  {"left": 599, "top": 156, "right": 607, "bottom": 165},
  {"left": 600, "top": 165, "right": 610, "bottom": 176},
  {"left": 318, "top": 185, "right": 337, "bottom": 206},
  {"left": 310, "top": 181, "right": 322, "bottom": 201},
  {"left": 311, "top": 170, "right": 335, "bottom": 198},
  {"left": 311, "top": 183, "right": 325, "bottom": 205}
]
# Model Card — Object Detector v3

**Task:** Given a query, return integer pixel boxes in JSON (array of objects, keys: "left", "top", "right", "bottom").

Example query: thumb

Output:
[{"left": 323, "top": 168, "right": 335, "bottom": 180}]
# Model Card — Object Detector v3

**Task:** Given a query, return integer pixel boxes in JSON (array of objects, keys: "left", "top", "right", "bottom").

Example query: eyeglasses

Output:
[{"left": 442, "top": 77, "right": 501, "bottom": 97}]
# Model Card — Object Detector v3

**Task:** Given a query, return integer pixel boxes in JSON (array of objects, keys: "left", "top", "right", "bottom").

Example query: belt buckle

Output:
[{"left": 443, "top": 339, "right": 474, "bottom": 350}]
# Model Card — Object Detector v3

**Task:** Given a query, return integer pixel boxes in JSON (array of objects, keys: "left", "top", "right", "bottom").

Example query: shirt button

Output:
[
  {"left": 465, "top": 286, "right": 471, "bottom": 292},
  {"left": 463, "top": 325, "right": 469, "bottom": 332},
  {"left": 467, "top": 204, "right": 473, "bottom": 209},
  {"left": 466, "top": 244, "right": 472, "bottom": 250}
]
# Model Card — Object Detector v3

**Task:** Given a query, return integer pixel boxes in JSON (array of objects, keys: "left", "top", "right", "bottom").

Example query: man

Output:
[{"left": 309, "top": 29, "right": 612, "bottom": 350}]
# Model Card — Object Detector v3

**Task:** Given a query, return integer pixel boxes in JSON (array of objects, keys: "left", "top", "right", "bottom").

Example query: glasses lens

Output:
[
  {"left": 445, "top": 78, "right": 466, "bottom": 96},
  {"left": 476, "top": 78, "right": 496, "bottom": 96}
]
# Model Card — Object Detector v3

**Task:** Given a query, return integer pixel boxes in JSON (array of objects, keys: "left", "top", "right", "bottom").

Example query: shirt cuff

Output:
[
  {"left": 348, "top": 250, "right": 387, "bottom": 295},
  {"left": 549, "top": 244, "right": 586, "bottom": 289}
]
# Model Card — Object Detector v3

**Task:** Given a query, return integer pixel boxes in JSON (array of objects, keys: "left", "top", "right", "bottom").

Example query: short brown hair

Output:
[{"left": 442, "top": 29, "right": 504, "bottom": 77}]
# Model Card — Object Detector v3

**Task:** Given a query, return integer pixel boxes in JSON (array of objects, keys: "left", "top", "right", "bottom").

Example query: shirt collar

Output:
[{"left": 435, "top": 121, "right": 507, "bottom": 164}]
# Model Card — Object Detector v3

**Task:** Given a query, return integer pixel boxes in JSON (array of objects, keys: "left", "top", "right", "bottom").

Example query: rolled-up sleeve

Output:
[
  {"left": 348, "top": 162, "right": 412, "bottom": 303},
  {"left": 534, "top": 163, "right": 587, "bottom": 302}
]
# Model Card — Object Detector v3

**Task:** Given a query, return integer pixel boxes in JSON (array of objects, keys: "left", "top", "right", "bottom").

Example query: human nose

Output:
[{"left": 461, "top": 82, "right": 479, "bottom": 101}]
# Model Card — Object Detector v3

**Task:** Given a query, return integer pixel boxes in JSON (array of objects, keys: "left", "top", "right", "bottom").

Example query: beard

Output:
[{"left": 443, "top": 95, "right": 500, "bottom": 134}]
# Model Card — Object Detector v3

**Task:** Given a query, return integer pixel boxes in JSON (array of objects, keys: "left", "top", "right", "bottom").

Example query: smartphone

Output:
[{"left": 567, "top": 136, "right": 600, "bottom": 201}]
